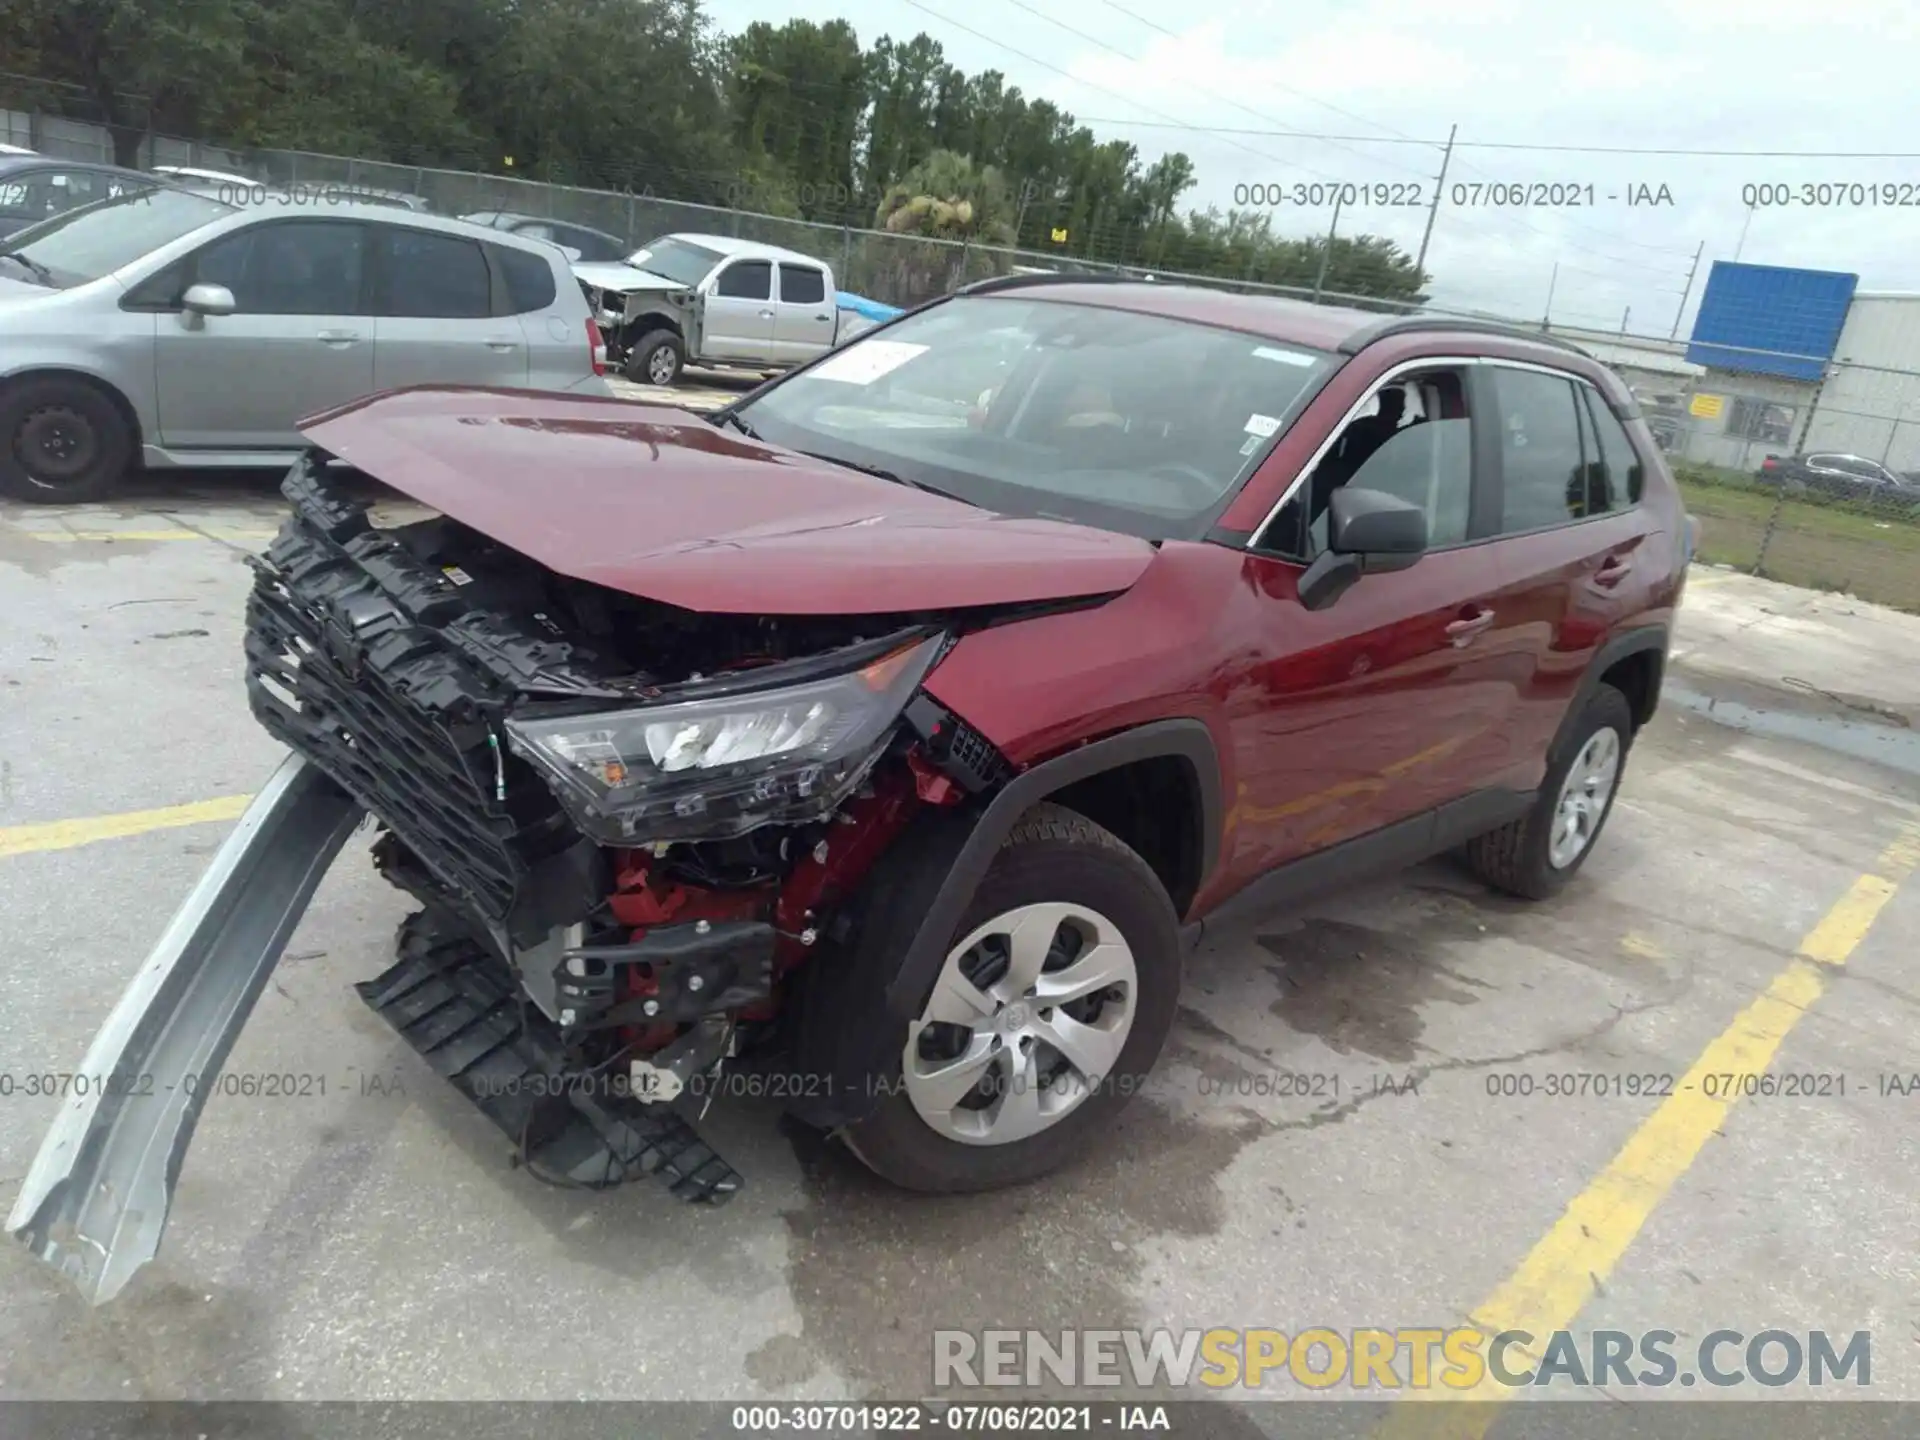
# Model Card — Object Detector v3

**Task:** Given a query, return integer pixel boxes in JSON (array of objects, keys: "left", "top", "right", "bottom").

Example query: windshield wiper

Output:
[
  {"left": 714, "top": 410, "right": 760, "bottom": 439},
  {"left": 796, "top": 449, "right": 947, "bottom": 496},
  {"left": 0, "top": 251, "right": 54, "bottom": 285}
]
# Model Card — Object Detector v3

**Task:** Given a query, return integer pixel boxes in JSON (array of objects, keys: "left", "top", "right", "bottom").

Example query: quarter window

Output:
[{"left": 1578, "top": 388, "right": 1645, "bottom": 512}]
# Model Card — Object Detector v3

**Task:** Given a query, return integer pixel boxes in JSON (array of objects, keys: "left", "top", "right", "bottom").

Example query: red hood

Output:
[{"left": 296, "top": 386, "right": 1156, "bottom": 615}]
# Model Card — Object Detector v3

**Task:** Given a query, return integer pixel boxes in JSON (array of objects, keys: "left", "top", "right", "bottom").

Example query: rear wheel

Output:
[
  {"left": 623, "top": 328, "right": 684, "bottom": 386},
  {"left": 841, "top": 804, "right": 1182, "bottom": 1193},
  {"left": 0, "top": 379, "right": 132, "bottom": 504},
  {"left": 1464, "top": 683, "right": 1633, "bottom": 900}
]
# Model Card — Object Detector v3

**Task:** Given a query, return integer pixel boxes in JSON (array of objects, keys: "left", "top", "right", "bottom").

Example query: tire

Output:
[
  {"left": 0, "top": 378, "right": 133, "bottom": 504},
  {"left": 840, "top": 803, "right": 1182, "bottom": 1193},
  {"left": 623, "top": 328, "right": 684, "bottom": 386},
  {"left": 1464, "top": 683, "right": 1634, "bottom": 900}
]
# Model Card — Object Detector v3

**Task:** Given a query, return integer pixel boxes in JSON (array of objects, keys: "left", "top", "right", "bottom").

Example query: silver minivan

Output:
[{"left": 0, "top": 187, "right": 612, "bottom": 502}]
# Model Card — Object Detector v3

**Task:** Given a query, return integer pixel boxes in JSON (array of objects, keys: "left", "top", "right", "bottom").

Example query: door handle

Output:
[
  {"left": 814, "top": 314, "right": 830, "bottom": 321},
  {"left": 483, "top": 337, "right": 517, "bottom": 351},
  {"left": 1445, "top": 607, "right": 1496, "bottom": 647},
  {"left": 1594, "top": 554, "right": 1633, "bottom": 589},
  {"left": 758, "top": 309, "right": 776, "bottom": 318},
  {"left": 316, "top": 329, "right": 361, "bottom": 344}
]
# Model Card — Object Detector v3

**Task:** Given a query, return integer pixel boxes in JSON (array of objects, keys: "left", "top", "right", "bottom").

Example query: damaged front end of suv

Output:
[{"left": 7, "top": 424, "right": 1126, "bottom": 1305}]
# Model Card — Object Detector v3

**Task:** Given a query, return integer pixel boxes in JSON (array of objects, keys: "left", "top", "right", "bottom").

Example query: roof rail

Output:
[
  {"left": 1340, "top": 314, "right": 1593, "bottom": 358},
  {"left": 958, "top": 271, "right": 1151, "bottom": 296}
]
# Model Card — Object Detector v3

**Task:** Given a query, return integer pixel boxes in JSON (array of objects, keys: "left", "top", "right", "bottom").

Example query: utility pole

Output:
[
  {"left": 1732, "top": 204, "right": 1755, "bottom": 262},
  {"left": 1621, "top": 306, "right": 1631, "bottom": 333},
  {"left": 1671, "top": 240, "right": 1705, "bottom": 339},
  {"left": 1541, "top": 262, "right": 1559, "bottom": 330},
  {"left": 1013, "top": 179, "right": 1037, "bottom": 247},
  {"left": 1413, "top": 123, "right": 1456, "bottom": 279},
  {"left": 1313, "top": 191, "right": 1343, "bottom": 300}
]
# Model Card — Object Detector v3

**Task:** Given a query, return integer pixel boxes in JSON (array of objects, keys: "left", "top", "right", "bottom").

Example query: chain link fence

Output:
[
  {"left": 1643, "top": 350, "right": 1920, "bottom": 612},
  {"left": 8, "top": 106, "right": 1919, "bottom": 611}
]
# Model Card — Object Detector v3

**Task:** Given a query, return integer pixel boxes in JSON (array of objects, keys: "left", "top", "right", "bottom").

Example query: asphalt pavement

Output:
[{"left": 1, "top": 480, "right": 1916, "bottom": 1432}]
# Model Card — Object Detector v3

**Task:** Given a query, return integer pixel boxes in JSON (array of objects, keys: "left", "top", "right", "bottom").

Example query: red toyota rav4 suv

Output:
[{"left": 14, "top": 275, "right": 1687, "bottom": 1303}]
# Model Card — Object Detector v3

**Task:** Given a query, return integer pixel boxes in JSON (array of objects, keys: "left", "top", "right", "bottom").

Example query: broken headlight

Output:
[{"left": 504, "top": 635, "right": 944, "bottom": 844}]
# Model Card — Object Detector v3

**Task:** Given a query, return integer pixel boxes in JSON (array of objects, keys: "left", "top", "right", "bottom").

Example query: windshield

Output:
[
  {"left": 623, "top": 237, "right": 723, "bottom": 286},
  {"left": 732, "top": 294, "right": 1337, "bottom": 540},
  {"left": 0, "top": 187, "right": 232, "bottom": 288}
]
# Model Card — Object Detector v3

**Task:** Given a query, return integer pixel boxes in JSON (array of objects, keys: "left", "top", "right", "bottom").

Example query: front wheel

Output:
[
  {"left": 0, "top": 378, "right": 133, "bottom": 503},
  {"left": 623, "top": 328, "right": 684, "bottom": 386},
  {"left": 841, "top": 804, "right": 1182, "bottom": 1193},
  {"left": 1464, "top": 683, "right": 1633, "bottom": 900}
]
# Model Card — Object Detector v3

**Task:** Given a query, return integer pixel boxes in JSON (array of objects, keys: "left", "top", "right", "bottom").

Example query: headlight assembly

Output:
[{"left": 504, "top": 634, "right": 944, "bottom": 844}]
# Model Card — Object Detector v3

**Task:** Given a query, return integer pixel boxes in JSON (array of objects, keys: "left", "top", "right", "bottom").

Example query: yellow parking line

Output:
[
  {"left": 16, "top": 529, "right": 279, "bottom": 544},
  {"left": 1377, "top": 824, "right": 1920, "bottom": 1436},
  {"left": 0, "top": 795, "right": 251, "bottom": 859}
]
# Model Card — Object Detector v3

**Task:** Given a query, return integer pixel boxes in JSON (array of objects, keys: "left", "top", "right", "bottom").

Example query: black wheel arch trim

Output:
[
  {"left": 881, "top": 717, "right": 1221, "bottom": 1022},
  {"left": 1556, "top": 624, "right": 1669, "bottom": 755}
]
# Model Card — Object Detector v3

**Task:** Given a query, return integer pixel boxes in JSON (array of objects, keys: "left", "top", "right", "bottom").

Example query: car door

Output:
[
  {"left": 1478, "top": 362, "right": 1658, "bottom": 789},
  {"left": 151, "top": 218, "right": 374, "bottom": 450},
  {"left": 1229, "top": 360, "right": 1522, "bottom": 876},
  {"left": 700, "top": 258, "right": 776, "bottom": 362},
  {"left": 370, "top": 223, "right": 529, "bottom": 388},
  {"left": 772, "top": 261, "right": 836, "bottom": 363}
]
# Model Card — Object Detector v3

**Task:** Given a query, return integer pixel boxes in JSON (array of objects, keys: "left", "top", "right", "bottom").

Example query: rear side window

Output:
[
  {"left": 779, "top": 264, "right": 826, "bottom": 305},
  {"left": 492, "top": 244, "right": 557, "bottom": 314},
  {"left": 374, "top": 227, "right": 490, "bottom": 318},
  {"left": 1490, "top": 367, "right": 1587, "bottom": 533},
  {"left": 714, "top": 260, "right": 772, "bottom": 300},
  {"left": 1579, "top": 388, "right": 1645, "bottom": 511}
]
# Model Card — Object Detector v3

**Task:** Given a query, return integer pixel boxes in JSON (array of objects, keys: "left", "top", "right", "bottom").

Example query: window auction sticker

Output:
[
  {"left": 809, "top": 340, "right": 930, "bottom": 384},
  {"left": 1244, "top": 413, "right": 1282, "bottom": 436},
  {"left": 1252, "top": 345, "right": 1316, "bottom": 366}
]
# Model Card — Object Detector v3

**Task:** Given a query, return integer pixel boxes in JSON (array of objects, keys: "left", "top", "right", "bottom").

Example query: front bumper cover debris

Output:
[
  {"left": 361, "top": 911, "right": 742, "bottom": 1202},
  {"left": 6, "top": 754, "right": 364, "bottom": 1305}
]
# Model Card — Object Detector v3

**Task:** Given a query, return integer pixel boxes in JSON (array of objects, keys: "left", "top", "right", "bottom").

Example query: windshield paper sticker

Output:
[
  {"left": 1252, "top": 346, "right": 1316, "bottom": 366},
  {"left": 1244, "top": 413, "right": 1282, "bottom": 437},
  {"left": 809, "top": 340, "right": 930, "bottom": 385}
]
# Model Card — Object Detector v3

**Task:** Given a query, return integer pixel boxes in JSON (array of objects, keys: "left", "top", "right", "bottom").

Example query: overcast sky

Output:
[{"left": 704, "top": 0, "right": 1920, "bottom": 337}]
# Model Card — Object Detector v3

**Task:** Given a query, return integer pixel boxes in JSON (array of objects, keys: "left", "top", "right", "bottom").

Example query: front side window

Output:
[
  {"left": 1490, "top": 366, "right": 1587, "bottom": 534},
  {"left": 188, "top": 221, "right": 366, "bottom": 314},
  {"left": 734, "top": 294, "right": 1336, "bottom": 541},
  {"left": 1, "top": 186, "right": 230, "bottom": 288},
  {"left": 1266, "top": 370, "right": 1476, "bottom": 558},
  {"left": 374, "top": 227, "right": 490, "bottom": 318}
]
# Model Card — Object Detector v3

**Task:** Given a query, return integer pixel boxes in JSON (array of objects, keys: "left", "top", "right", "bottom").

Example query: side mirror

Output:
[
  {"left": 557, "top": 244, "right": 583, "bottom": 262},
  {"left": 180, "top": 282, "right": 236, "bottom": 317},
  {"left": 1297, "top": 487, "right": 1429, "bottom": 612}
]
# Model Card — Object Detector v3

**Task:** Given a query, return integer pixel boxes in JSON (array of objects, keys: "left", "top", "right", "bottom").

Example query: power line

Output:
[
  {"left": 1091, "top": 0, "right": 1429, "bottom": 146},
  {"left": 1077, "top": 116, "right": 1920, "bottom": 159}
]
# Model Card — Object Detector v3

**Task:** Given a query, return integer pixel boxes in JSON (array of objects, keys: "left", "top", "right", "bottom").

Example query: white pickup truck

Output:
[{"left": 576, "top": 232, "right": 882, "bottom": 386}]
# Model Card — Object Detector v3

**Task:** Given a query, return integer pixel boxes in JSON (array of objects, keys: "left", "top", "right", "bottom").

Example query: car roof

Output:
[
  {"left": 655, "top": 232, "right": 826, "bottom": 267},
  {"left": 964, "top": 276, "right": 1605, "bottom": 366},
  {"left": 490, "top": 211, "right": 622, "bottom": 240},
  {"left": 0, "top": 154, "right": 162, "bottom": 183},
  {"left": 207, "top": 196, "right": 564, "bottom": 252}
]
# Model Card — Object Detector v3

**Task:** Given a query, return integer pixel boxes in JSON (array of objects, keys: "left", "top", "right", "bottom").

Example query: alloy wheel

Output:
[
  {"left": 1548, "top": 726, "right": 1623, "bottom": 869},
  {"left": 903, "top": 902, "right": 1137, "bottom": 1146}
]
